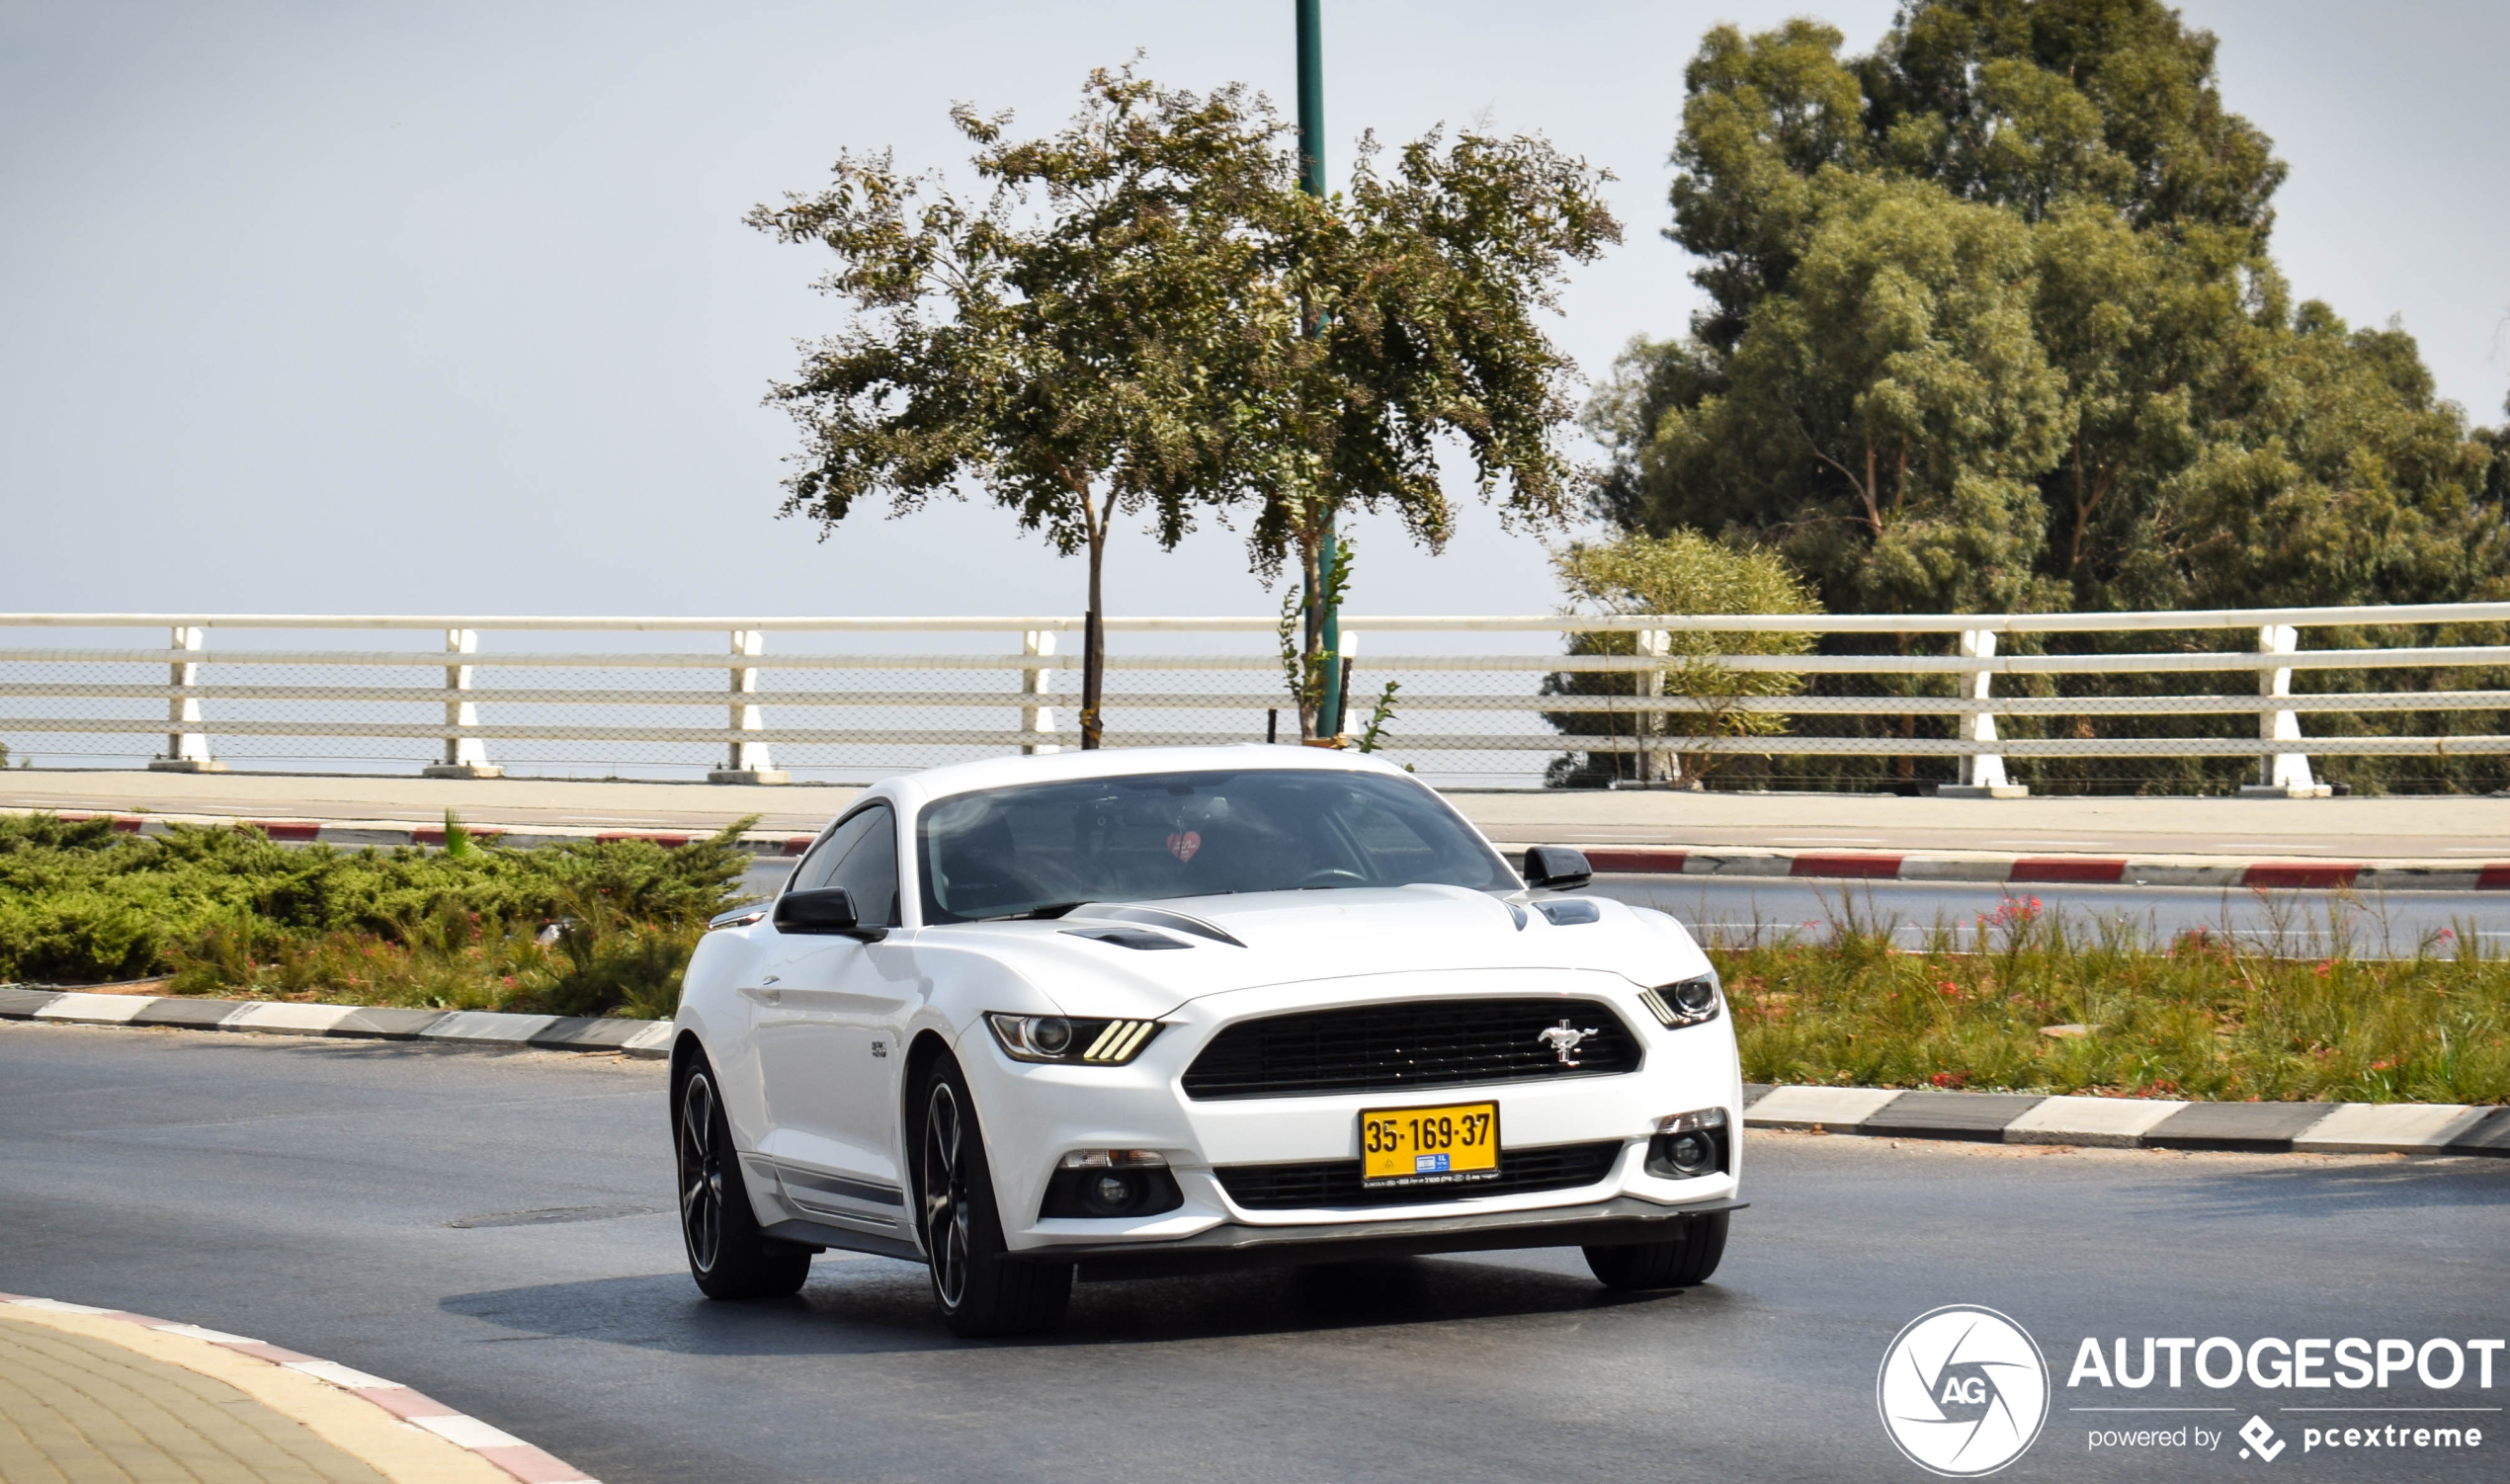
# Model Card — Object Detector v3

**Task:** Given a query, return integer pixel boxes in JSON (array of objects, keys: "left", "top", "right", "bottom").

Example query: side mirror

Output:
[
  {"left": 1521, "top": 845, "right": 1593, "bottom": 891},
  {"left": 774, "top": 887, "right": 883, "bottom": 940}
]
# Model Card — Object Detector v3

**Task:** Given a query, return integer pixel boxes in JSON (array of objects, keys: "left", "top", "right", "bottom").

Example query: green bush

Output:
[{"left": 0, "top": 812, "right": 753, "bottom": 1019}]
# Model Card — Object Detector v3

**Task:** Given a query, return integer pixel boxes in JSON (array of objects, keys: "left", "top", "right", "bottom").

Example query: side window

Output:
[
  {"left": 826, "top": 805, "right": 901, "bottom": 927},
  {"left": 791, "top": 809, "right": 879, "bottom": 894}
]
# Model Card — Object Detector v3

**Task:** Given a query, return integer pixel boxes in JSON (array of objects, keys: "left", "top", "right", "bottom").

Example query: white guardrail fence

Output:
[{"left": 3, "top": 605, "right": 2509, "bottom": 792}]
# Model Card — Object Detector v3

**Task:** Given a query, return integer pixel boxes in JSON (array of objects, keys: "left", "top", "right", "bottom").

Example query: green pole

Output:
[{"left": 1297, "top": 0, "right": 1342, "bottom": 736}]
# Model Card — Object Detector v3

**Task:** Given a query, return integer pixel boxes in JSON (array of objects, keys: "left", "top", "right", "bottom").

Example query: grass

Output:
[
  {"left": 9, "top": 811, "right": 2505, "bottom": 1101},
  {"left": 1717, "top": 892, "right": 2510, "bottom": 1105},
  {"left": 0, "top": 811, "right": 755, "bottom": 1022}
]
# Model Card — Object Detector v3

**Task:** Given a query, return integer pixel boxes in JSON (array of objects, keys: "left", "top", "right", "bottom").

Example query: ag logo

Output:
[{"left": 1877, "top": 1304, "right": 2050, "bottom": 1476}]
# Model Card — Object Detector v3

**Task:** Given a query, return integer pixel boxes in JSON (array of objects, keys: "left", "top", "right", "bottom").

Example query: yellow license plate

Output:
[{"left": 1360, "top": 1101, "right": 1501, "bottom": 1186}]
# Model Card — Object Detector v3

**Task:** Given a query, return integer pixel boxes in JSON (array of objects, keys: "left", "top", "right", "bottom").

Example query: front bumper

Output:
[
  {"left": 962, "top": 971, "right": 1746, "bottom": 1257},
  {"left": 1049, "top": 1193, "right": 1745, "bottom": 1281}
]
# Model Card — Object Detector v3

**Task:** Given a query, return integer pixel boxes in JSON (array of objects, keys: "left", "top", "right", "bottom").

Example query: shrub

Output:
[{"left": 0, "top": 812, "right": 754, "bottom": 1019}]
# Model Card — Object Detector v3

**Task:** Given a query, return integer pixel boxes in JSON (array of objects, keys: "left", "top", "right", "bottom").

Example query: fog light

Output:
[
  {"left": 1646, "top": 1108, "right": 1729, "bottom": 1180},
  {"left": 1039, "top": 1150, "right": 1184, "bottom": 1220}
]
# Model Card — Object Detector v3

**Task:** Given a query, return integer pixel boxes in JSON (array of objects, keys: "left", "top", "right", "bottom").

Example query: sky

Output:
[{"left": 4, "top": 0, "right": 2506, "bottom": 623}]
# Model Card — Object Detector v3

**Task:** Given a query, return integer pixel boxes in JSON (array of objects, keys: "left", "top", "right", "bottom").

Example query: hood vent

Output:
[{"left": 1059, "top": 927, "right": 1192, "bottom": 951}]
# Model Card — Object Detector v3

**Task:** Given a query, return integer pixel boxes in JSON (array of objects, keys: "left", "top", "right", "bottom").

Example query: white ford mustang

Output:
[{"left": 670, "top": 746, "right": 1743, "bottom": 1335}]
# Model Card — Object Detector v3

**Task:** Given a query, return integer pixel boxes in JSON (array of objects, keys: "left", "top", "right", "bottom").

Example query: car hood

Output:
[{"left": 907, "top": 884, "right": 1712, "bottom": 1020}]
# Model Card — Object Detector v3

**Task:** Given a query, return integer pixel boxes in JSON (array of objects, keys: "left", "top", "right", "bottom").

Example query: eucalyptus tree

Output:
[
  {"left": 749, "top": 65, "right": 1277, "bottom": 748},
  {"left": 1592, "top": 0, "right": 2507, "bottom": 620}
]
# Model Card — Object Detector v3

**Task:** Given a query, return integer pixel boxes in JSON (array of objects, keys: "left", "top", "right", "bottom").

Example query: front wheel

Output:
[
  {"left": 1584, "top": 1211, "right": 1728, "bottom": 1290},
  {"left": 917, "top": 1055, "right": 1071, "bottom": 1338},
  {"left": 676, "top": 1057, "right": 810, "bottom": 1299}
]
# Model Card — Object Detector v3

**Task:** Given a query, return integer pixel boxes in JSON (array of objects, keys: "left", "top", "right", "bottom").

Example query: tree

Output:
[
  {"left": 1607, "top": 172, "right": 2070, "bottom": 616},
  {"left": 1593, "top": 0, "right": 2508, "bottom": 622},
  {"left": 749, "top": 65, "right": 1277, "bottom": 748},
  {"left": 1542, "top": 532, "right": 1820, "bottom": 787},
  {"left": 1237, "top": 129, "right": 1620, "bottom": 739}
]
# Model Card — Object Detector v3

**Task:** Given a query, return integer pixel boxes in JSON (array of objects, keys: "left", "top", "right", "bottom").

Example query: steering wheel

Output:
[{"left": 1297, "top": 867, "right": 1369, "bottom": 889}]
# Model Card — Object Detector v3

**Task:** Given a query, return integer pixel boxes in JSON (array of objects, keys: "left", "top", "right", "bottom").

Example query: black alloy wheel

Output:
[
  {"left": 674, "top": 1059, "right": 810, "bottom": 1299},
  {"left": 920, "top": 1079, "right": 975, "bottom": 1310},
  {"left": 914, "top": 1054, "right": 1072, "bottom": 1338}
]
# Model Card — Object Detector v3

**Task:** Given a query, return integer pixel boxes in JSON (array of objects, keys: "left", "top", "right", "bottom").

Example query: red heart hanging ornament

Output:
[{"left": 1166, "top": 831, "right": 1202, "bottom": 864}]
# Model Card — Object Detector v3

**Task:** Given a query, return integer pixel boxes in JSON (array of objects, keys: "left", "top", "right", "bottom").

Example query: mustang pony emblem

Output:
[{"left": 1537, "top": 1020, "right": 1600, "bottom": 1066}]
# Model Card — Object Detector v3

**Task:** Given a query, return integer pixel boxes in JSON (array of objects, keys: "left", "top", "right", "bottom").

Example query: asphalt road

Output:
[
  {"left": 2, "top": 1024, "right": 2503, "bottom": 1482},
  {"left": 735, "top": 855, "right": 2510, "bottom": 956},
  {"left": 11, "top": 769, "right": 2510, "bottom": 862},
  {"left": 1596, "top": 875, "right": 2510, "bottom": 956}
]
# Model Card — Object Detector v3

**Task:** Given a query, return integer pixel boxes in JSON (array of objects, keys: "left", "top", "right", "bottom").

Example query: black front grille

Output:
[
  {"left": 1216, "top": 1140, "right": 1626, "bottom": 1210},
  {"left": 1181, "top": 998, "right": 1642, "bottom": 1100}
]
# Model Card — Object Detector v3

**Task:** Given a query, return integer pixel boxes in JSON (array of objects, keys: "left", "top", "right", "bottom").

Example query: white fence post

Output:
[
  {"left": 1336, "top": 628, "right": 1360, "bottom": 741},
  {"left": 1938, "top": 627, "right": 2024, "bottom": 797},
  {"left": 1638, "top": 628, "right": 1674, "bottom": 785},
  {"left": 419, "top": 627, "right": 500, "bottom": 779},
  {"left": 1021, "top": 629, "right": 1058, "bottom": 755},
  {"left": 144, "top": 624, "right": 224, "bottom": 773},
  {"left": 2241, "top": 622, "right": 2329, "bottom": 797},
  {"left": 709, "top": 628, "right": 788, "bottom": 784}
]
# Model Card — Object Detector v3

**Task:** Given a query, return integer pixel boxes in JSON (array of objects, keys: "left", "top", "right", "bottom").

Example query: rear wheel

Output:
[
  {"left": 1584, "top": 1211, "right": 1728, "bottom": 1290},
  {"left": 676, "top": 1057, "right": 810, "bottom": 1299},
  {"left": 917, "top": 1055, "right": 1071, "bottom": 1338}
]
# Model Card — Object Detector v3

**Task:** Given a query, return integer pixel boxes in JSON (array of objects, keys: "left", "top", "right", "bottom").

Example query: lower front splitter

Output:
[{"left": 1037, "top": 1193, "right": 1745, "bottom": 1281}]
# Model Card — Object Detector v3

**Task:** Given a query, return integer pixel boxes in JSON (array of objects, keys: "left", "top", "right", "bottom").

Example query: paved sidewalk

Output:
[
  {"left": 6, "top": 769, "right": 2509, "bottom": 863},
  {"left": 0, "top": 1296, "right": 589, "bottom": 1483}
]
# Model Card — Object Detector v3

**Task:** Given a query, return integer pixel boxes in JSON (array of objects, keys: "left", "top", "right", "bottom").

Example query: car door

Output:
[{"left": 750, "top": 802, "right": 916, "bottom": 1230}]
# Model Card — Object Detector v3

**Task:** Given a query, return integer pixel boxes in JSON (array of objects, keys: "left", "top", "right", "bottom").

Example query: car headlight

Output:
[
  {"left": 1637, "top": 974, "right": 1721, "bottom": 1029},
  {"left": 984, "top": 1013, "right": 1165, "bottom": 1065}
]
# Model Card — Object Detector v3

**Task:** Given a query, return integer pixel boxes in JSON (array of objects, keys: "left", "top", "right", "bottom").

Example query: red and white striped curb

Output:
[
  {"left": 0, "top": 1292, "right": 597, "bottom": 1482},
  {"left": 1550, "top": 845, "right": 2510, "bottom": 893},
  {"left": 42, "top": 811, "right": 815, "bottom": 856}
]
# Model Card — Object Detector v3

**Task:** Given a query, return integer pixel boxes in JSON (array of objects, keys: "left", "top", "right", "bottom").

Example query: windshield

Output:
[{"left": 915, "top": 768, "right": 1515, "bottom": 923}]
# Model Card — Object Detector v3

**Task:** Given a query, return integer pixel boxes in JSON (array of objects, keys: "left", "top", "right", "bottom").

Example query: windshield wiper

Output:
[{"left": 974, "top": 902, "right": 1087, "bottom": 922}]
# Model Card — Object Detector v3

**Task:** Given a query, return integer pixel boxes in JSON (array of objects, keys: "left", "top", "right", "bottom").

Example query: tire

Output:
[
  {"left": 675, "top": 1056, "right": 811, "bottom": 1299},
  {"left": 916, "top": 1054, "right": 1072, "bottom": 1338},
  {"left": 1583, "top": 1211, "right": 1729, "bottom": 1290}
]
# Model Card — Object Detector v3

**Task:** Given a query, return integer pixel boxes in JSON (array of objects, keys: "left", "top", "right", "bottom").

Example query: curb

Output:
[
  {"left": 0, "top": 986, "right": 671, "bottom": 1057},
  {"left": 0, "top": 1291, "right": 597, "bottom": 1482},
  {"left": 1540, "top": 845, "right": 2510, "bottom": 893},
  {"left": 1742, "top": 1083, "right": 2510, "bottom": 1156},
  {"left": 9, "top": 993, "right": 2500, "bottom": 1161},
  {"left": 38, "top": 810, "right": 816, "bottom": 858}
]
